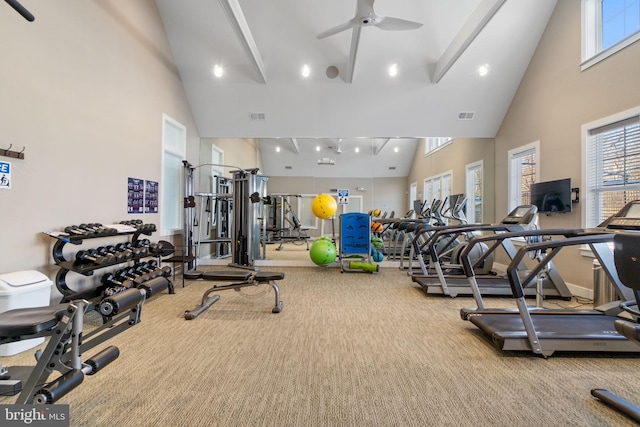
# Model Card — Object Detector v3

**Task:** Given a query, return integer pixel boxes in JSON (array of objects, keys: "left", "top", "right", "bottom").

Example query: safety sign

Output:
[
  {"left": 337, "top": 188, "right": 349, "bottom": 205},
  {"left": 0, "top": 161, "right": 11, "bottom": 190}
]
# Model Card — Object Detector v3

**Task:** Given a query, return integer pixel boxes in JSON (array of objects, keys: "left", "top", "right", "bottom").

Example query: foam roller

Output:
[
  {"left": 137, "top": 276, "right": 169, "bottom": 298},
  {"left": 99, "top": 288, "right": 144, "bottom": 316},
  {"left": 34, "top": 369, "right": 84, "bottom": 404},
  {"left": 86, "top": 346, "right": 120, "bottom": 375}
]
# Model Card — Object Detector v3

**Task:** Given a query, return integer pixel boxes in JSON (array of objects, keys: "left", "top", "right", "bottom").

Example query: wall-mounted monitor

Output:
[{"left": 530, "top": 178, "right": 573, "bottom": 214}]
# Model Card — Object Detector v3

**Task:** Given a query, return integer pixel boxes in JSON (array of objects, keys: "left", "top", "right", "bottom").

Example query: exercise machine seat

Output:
[
  {"left": 201, "top": 271, "right": 252, "bottom": 281},
  {"left": 254, "top": 272, "right": 285, "bottom": 282},
  {"left": 0, "top": 304, "right": 69, "bottom": 338}
]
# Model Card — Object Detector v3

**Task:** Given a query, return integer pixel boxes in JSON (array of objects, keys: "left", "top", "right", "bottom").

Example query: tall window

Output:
[
  {"left": 424, "top": 172, "right": 452, "bottom": 220},
  {"left": 211, "top": 144, "right": 224, "bottom": 191},
  {"left": 409, "top": 182, "right": 417, "bottom": 213},
  {"left": 161, "top": 114, "right": 186, "bottom": 235},
  {"left": 465, "top": 160, "right": 483, "bottom": 224},
  {"left": 583, "top": 108, "right": 640, "bottom": 227},
  {"left": 508, "top": 142, "right": 539, "bottom": 212},
  {"left": 582, "top": 0, "right": 640, "bottom": 70}
]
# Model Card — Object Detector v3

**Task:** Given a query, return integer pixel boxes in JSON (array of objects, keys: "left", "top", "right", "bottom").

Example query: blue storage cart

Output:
[{"left": 339, "top": 212, "right": 373, "bottom": 272}]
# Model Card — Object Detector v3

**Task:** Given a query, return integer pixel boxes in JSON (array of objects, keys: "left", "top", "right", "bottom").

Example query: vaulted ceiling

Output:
[{"left": 155, "top": 0, "right": 558, "bottom": 177}]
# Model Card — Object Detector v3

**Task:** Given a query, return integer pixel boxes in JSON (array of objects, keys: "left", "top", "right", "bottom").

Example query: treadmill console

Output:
[
  {"left": 501, "top": 205, "right": 538, "bottom": 225},
  {"left": 604, "top": 201, "right": 640, "bottom": 230}
]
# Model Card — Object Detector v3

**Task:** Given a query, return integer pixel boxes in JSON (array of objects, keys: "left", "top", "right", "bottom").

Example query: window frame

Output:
[
  {"left": 423, "top": 137, "right": 453, "bottom": 156},
  {"left": 465, "top": 160, "right": 484, "bottom": 224},
  {"left": 581, "top": 0, "right": 640, "bottom": 71},
  {"left": 581, "top": 106, "right": 640, "bottom": 228},
  {"left": 160, "top": 114, "right": 187, "bottom": 236},
  {"left": 507, "top": 141, "right": 539, "bottom": 212},
  {"left": 423, "top": 171, "right": 453, "bottom": 221}
]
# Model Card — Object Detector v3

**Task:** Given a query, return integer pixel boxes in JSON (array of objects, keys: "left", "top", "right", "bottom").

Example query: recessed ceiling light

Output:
[
  {"left": 213, "top": 64, "right": 224, "bottom": 78},
  {"left": 394, "top": 147, "right": 399, "bottom": 153},
  {"left": 276, "top": 146, "right": 280, "bottom": 152},
  {"left": 388, "top": 63, "right": 398, "bottom": 77},
  {"left": 478, "top": 64, "right": 489, "bottom": 76},
  {"left": 355, "top": 147, "right": 360, "bottom": 153},
  {"left": 316, "top": 146, "right": 321, "bottom": 152},
  {"left": 301, "top": 64, "right": 310, "bottom": 78}
]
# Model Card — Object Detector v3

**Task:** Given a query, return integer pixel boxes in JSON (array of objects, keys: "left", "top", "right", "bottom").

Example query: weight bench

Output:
[
  {"left": 0, "top": 280, "right": 166, "bottom": 404},
  {"left": 183, "top": 270, "right": 284, "bottom": 320}
]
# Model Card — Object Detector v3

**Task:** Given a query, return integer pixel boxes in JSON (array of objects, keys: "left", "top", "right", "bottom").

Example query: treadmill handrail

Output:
[
  {"left": 425, "top": 224, "right": 527, "bottom": 264},
  {"left": 506, "top": 232, "right": 615, "bottom": 299},
  {"left": 460, "top": 228, "right": 586, "bottom": 278}
]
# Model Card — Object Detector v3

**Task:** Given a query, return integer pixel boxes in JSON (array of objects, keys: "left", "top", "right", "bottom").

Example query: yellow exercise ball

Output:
[{"left": 312, "top": 193, "right": 337, "bottom": 219}]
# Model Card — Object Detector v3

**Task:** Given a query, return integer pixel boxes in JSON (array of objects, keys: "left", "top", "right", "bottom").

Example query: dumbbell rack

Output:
[{"left": 45, "top": 226, "right": 165, "bottom": 303}]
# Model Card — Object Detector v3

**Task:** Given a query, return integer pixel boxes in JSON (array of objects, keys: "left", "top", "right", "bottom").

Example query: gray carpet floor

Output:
[{"left": 2, "top": 266, "right": 640, "bottom": 426}]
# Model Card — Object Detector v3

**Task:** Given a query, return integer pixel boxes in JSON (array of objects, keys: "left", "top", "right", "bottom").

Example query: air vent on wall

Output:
[
  {"left": 317, "top": 158, "right": 335, "bottom": 165},
  {"left": 249, "top": 112, "right": 266, "bottom": 121},
  {"left": 389, "top": 166, "right": 396, "bottom": 170},
  {"left": 285, "top": 166, "right": 293, "bottom": 170},
  {"left": 458, "top": 111, "right": 475, "bottom": 120}
]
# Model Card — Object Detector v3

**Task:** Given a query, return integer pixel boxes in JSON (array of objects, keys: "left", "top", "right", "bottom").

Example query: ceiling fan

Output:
[{"left": 317, "top": 0, "right": 422, "bottom": 40}]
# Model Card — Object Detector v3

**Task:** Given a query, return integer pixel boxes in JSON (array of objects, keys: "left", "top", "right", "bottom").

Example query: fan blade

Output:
[
  {"left": 5, "top": 0, "right": 34, "bottom": 21},
  {"left": 317, "top": 21, "right": 355, "bottom": 39},
  {"left": 376, "top": 17, "right": 422, "bottom": 31},
  {"left": 355, "top": 0, "right": 376, "bottom": 17}
]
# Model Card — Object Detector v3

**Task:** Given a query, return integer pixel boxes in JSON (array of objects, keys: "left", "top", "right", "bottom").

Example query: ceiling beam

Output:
[
  {"left": 218, "top": 0, "right": 267, "bottom": 84},
  {"left": 345, "top": 26, "right": 362, "bottom": 83},
  {"left": 432, "top": 0, "right": 506, "bottom": 83},
  {"left": 289, "top": 138, "right": 300, "bottom": 154},
  {"left": 373, "top": 138, "right": 391, "bottom": 155}
]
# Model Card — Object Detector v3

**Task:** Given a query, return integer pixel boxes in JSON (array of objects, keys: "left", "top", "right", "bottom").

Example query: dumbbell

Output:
[
  {"left": 64, "top": 225, "right": 87, "bottom": 235},
  {"left": 147, "top": 243, "right": 163, "bottom": 256},
  {"left": 112, "top": 268, "right": 135, "bottom": 283},
  {"left": 101, "top": 272, "right": 134, "bottom": 289},
  {"left": 76, "top": 248, "right": 108, "bottom": 265},
  {"left": 134, "top": 239, "right": 150, "bottom": 248},
  {"left": 117, "top": 267, "right": 140, "bottom": 281},
  {"left": 78, "top": 224, "right": 100, "bottom": 234}
]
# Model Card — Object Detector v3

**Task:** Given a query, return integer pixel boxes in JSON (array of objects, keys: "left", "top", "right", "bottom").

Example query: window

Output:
[
  {"left": 423, "top": 137, "right": 453, "bottom": 156},
  {"left": 161, "top": 114, "right": 186, "bottom": 235},
  {"left": 465, "top": 160, "right": 483, "bottom": 224},
  {"left": 582, "top": 0, "right": 640, "bottom": 70},
  {"left": 409, "top": 182, "right": 417, "bottom": 213},
  {"left": 424, "top": 171, "right": 452, "bottom": 221},
  {"left": 211, "top": 144, "right": 224, "bottom": 191},
  {"left": 508, "top": 142, "right": 539, "bottom": 212},
  {"left": 583, "top": 107, "right": 640, "bottom": 227}
]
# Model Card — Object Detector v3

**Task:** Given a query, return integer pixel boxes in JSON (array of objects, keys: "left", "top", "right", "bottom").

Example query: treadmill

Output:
[
  {"left": 464, "top": 201, "right": 640, "bottom": 357},
  {"left": 411, "top": 205, "right": 573, "bottom": 299}
]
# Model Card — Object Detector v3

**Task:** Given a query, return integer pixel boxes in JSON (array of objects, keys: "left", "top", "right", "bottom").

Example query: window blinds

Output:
[{"left": 586, "top": 115, "right": 640, "bottom": 226}]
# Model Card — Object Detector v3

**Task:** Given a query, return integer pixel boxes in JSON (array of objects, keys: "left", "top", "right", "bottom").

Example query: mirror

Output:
[{"left": 195, "top": 137, "right": 420, "bottom": 264}]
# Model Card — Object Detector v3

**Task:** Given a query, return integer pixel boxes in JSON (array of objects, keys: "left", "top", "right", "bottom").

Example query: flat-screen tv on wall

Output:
[{"left": 530, "top": 178, "right": 572, "bottom": 214}]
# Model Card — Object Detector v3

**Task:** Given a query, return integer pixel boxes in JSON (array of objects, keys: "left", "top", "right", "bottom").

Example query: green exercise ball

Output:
[{"left": 310, "top": 239, "right": 337, "bottom": 266}]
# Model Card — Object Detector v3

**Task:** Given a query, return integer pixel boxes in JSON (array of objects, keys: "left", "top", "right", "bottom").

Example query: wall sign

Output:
[
  {"left": 338, "top": 188, "right": 349, "bottom": 205},
  {"left": 0, "top": 161, "right": 11, "bottom": 190}
]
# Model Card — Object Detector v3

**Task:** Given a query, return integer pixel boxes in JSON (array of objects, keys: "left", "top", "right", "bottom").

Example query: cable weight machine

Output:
[{"left": 181, "top": 162, "right": 268, "bottom": 273}]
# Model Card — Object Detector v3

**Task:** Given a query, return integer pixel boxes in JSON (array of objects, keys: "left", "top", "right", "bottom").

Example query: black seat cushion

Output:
[
  {"left": 202, "top": 271, "right": 252, "bottom": 281},
  {"left": 0, "top": 304, "right": 69, "bottom": 338},
  {"left": 254, "top": 272, "right": 285, "bottom": 282}
]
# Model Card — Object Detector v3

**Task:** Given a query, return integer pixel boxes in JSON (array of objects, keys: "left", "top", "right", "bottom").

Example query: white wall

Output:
[{"left": 0, "top": 1, "right": 199, "bottom": 297}]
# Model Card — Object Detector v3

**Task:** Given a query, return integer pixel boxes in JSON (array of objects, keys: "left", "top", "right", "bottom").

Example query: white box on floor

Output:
[{"left": 0, "top": 270, "right": 53, "bottom": 356}]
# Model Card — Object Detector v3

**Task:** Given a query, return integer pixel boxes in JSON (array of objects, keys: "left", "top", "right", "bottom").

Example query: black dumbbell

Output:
[
  {"left": 78, "top": 224, "right": 98, "bottom": 234},
  {"left": 101, "top": 273, "right": 133, "bottom": 288},
  {"left": 64, "top": 225, "right": 86, "bottom": 235},
  {"left": 76, "top": 249, "right": 107, "bottom": 265},
  {"left": 134, "top": 239, "right": 150, "bottom": 248}
]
